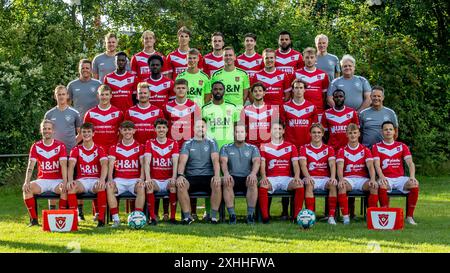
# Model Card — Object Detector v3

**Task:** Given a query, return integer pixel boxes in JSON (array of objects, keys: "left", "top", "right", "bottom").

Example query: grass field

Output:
[{"left": 0, "top": 176, "right": 449, "bottom": 253}]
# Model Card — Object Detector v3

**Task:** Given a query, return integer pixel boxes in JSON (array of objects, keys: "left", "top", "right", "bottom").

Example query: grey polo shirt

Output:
[
  {"left": 220, "top": 143, "right": 260, "bottom": 177},
  {"left": 316, "top": 53, "right": 341, "bottom": 82},
  {"left": 328, "top": 76, "right": 371, "bottom": 110},
  {"left": 67, "top": 78, "right": 101, "bottom": 119},
  {"left": 180, "top": 137, "right": 219, "bottom": 176},
  {"left": 359, "top": 106, "right": 398, "bottom": 148},
  {"left": 44, "top": 106, "right": 82, "bottom": 153}
]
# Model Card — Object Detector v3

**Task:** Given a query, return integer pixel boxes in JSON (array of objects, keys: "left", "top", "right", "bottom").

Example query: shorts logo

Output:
[
  {"left": 378, "top": 214, "right": 389, "bottom": 227},
  {"left": 55, "top": 217, "right": 67, "bottom": 230}
]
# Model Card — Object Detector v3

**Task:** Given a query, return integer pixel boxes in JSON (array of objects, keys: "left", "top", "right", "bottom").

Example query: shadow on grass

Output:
[{"left": 0, "top": 239, "right": 100, "bottom": 253}]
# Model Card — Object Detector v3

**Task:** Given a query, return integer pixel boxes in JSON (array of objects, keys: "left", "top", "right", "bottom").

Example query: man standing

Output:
[
  {"left": 202, "top": 32, "right": 225, "bottom": 77},
  {"left": 146, "top": 55, "right": 174, "bottom": 109},
  {"left": 359, "top": 86, "right": 399, "bottom": 148},
  {"left": 315, "top": 34, "right": 341, "bottom": 82},
  {"left": 275, "top": 31, "right": 304, "bottom": 75},
  {"left": 236, "top": 33, "right": 264, "bottom": 78},
  {"left": 93, "top": 33, "right": 130, "bottom": 83},
  {"left": 67, "top": 59, "right": 102, "bottom": 119}
]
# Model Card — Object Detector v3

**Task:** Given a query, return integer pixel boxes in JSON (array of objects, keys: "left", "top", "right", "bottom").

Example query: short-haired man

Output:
[
  {"left": 327, "top": 54, "right": 371, "bottom": 112},
  {"left": 220, "top": 124, "right": 260, "bottom": 224},
  {"left": 130, "top": 30, "right": 166, "bottom": 83},
  {"left": 144, "top": 118, "right": 179, "bottom": 224},
  {"left": 176, "top": 48, "right": 212, "bottom": 108},
  {"left": 67, "top": 59, "right": 102, "bottom": 119},
  {"left": 211, "top": 46, "right": 250, "bottom": 109},
  {"left": 336, "top": 123, "right": 378, "bottom": 225},
  {"left": 252, "top": 48, "right": 291, "bottom": 106},
  {"left": 293, "top": 47, "right": 329, "bottom": 120},
  {"left": 146, "top": 54, "right": 175, "bottom": 109},
  {"left": 67, "top": 122, "right": 108, "bottom": 227},
  {"left": 125, "top": 82, "right": 165, "bottom": 145},
  {"left": 104, "top": 51, "right": 137, "bottom": 113},
  {"left": 202, "top": 32, "right": 225, "bottom": 77},
  {"left": 359, "top": 86, "right": 399, "bottom": 148},
  {"left": 275, "top": 31, "right": 304, "bottom": 75},
  {"left": 236, "top": 33, "right": 264, "bottom": 78},
  {"left": 106, "top": 121, "right": 146, "bottom": 228},
  {"left": 164, "top": 26, "right": 203, "bottom": 80},
  {"left": 22, "top": 120, "right": 68, "bottom": 226},
  {"left": 372, "top": 121, "right": 420, "bottom": 225},
  {"left": 315, "top": 34, "right": 341, "bottom": 82},
  {"left": 176, "top": 119, "right": 222, "bottom": 224},
  {"left": 259, "top": 121, "right": 304, "bottom": 224}
]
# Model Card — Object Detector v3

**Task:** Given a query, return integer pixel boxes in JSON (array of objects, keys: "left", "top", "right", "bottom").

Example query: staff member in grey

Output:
[
  {"left": 176, "top": 118, "right": 222, "bottom": 224},
  {"left": 327, "top": 54, "right": 371, "bottom": 112},
  {"left": 67, "top": 59, "right": 102, "bottom": 119},
  {"left": 220, "top": 123, "right": 260, "bottom": 224},
  {"left": 315, "top": 34, "right": 341, "bottom": 82},
  {"left": 359, "top": 85, "right": 399, "bottom": 148}
]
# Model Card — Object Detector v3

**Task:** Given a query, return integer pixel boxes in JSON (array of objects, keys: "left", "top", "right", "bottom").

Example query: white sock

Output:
[{"left": 112, "top": 214, "right": 120, "bottom": 221}]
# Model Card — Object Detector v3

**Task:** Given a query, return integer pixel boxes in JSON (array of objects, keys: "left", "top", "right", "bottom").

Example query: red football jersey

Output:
[
  {"left": 293, "top": 68, "right": 329, "bottom": 113},
  {"left": 146, "top": 75, "right": 175, "bottom": 108},
  {"left": 83, "top": 105, "right": 124, "bottom": 152},
  {"left": 144, "top": 138, "right": 179, "bottom": 180},
  {"left": 163, "top": 99, "right": 201, "bottom": 148},
  {"left": 104, "top": 71, "right": 137, "bottom": 113},
  {"left": 124, "top": 104, "right": 165, "bottom": 144},
  {"left": 29, "top": 140, "right": 67, "bottom": 180},
  {"left": 130, "top": 50, "right": 166, "bottom": 83},
  {"left": 240, "top": 103, "right": 281, "bottom": 146},
  {"left": 251, "top": 69, "right": 292, "bottom": 106},
  {"left": 336, "top": 144, "right": 373, "bottom": 178},
  {"left": 275, "top": 48, "right": 304, "bottom": 75},
  {"left": 164, "top": 49, "right": 204, "bottom": 79},
  {"left": 281, "top": 99, "right": 318, "bottom": 149},
  {"left": 299, "top": 143, "right": 335, "bottom": 177},
  {"left": 321, "top": 106, "right": 359, "bottom": 151},
  {"left": 69, "top": 144, "right": 107, "bottom": 179},
  {"left": 236, "top": 53, "right": 264, "bottom": 78},
  {"left": 372, "top": 141, "right": 412, "bottom": 178},
  {"left": 260, "top": 141, "right": 298, "bottom": 177},
  {"left": 202, "top": 52, "right": 224, "bottom": 77},
  {"left": 108, "top": 140, "right": 144, "bottom": 179}
]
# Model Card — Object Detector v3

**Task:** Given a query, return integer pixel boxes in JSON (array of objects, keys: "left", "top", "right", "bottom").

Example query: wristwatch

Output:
[{"left": 177, "top": 173, "right": 186, "bottom": 178}]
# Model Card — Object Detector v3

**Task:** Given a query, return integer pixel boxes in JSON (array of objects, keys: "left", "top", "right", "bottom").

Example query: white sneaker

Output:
[
  {"left": 111, "top": 220, "right": 121, "bottom": 228},
  {"left": 343, "top": 215, "right": 350, "bottom": 225},
  {"left": 406, "top": 217, "right": 417, "bottom": 225},
  {"left": 328, "top": 217, "right": 337, "bottom": 225}
]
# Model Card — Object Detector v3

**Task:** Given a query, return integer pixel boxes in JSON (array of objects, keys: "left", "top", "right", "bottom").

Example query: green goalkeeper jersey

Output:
[
  {"left": 211, "top": 68, "right": 249, "bottom": 109},
  {"left": 202, "top": 101, "right": 240, "bottom": 149},
  {"left": 176, "top": 70, "right": 211, "bottom": 108}
]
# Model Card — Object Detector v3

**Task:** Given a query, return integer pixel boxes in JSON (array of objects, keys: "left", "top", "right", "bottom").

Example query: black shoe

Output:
[
  {"left": 182, "top": 218, "right": 194, "bottom": 225},
  {"left": 96, "top": 221, "right": 105, "bottom": 228},
  {"left": 280, "top": 215, "right": 289, "bottom": 221},
  {"left": 169, "top": 218, "right": 178, "bottom": 225},
  {"left": 202, "top": 213, "right": 210, "bottom": 222},
  {"left": 229, "top": 214, "right": 237, "bottom": 225},
  {"left": 246, "top": 215, "right": 255, "bottom": 225},
  {"left": 148, "top": 218, "right": 158, "bottom": 226},
  {"left": 78, "top": 209, "right": 85, "bottom": 221},
  {"left": 262, "top": 218, "right": 270, "bottom": 224},
  {"left": 28, "top": 218, "right": 39, "bottom": 227},
  {"left": 191, "top": 213, "right": 199, "bottom": 221},
  {"left": 210, "top": 217, "right": 219, "bottom": 224}
]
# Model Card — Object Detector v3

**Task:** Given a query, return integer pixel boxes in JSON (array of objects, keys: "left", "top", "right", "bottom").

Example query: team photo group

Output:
[{"left": 22, "top": 26, "right": 420, "bottom": 229}]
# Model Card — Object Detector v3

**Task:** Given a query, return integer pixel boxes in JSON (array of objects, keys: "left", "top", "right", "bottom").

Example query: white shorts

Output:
[
  {"left": 386, "top": 176, "right": 410, "bottom": 194},
  {"left": 154, "top": 179, "right": 170, "bottom": 194},
  {"left": 344, "top": 176, "right": 369, "bottom": 191},
  {"left": 33, "top": 179, "right": 63, "bottom": 193},
  {"left": 267, "top": 176, "right": 292, "bottom": 194},
  {"left": 113, "top": 178, "right": 139, "bottom": 196},
  {"left": 310, "top": 177, "right": 329, "bottom": 191},
  {"left": 77, "top": 178, "right": 98, "bottom": 193}
]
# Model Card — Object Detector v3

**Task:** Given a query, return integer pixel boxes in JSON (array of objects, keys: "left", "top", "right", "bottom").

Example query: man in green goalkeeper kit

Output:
[{"left": 176, "top": 48, "right": 212, "bottom": 108}]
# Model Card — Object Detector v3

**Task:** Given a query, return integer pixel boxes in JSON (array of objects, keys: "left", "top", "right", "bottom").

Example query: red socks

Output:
[
  {"left": 110, "top": 207, "right": 119, "bottom": 216},
  {"left": 96, "top": 190, "right": 107, "bottom": 222},
  {"left": 24, "top": 197, "right": 37, "bottom": 220},
  {"left": 294, "top": 187, "right": 304, "bottom": 217},
  {"left": 328, "top": 196, "right": 337, "bottom": 217},
  {"left": 368, "top": 193, "right": 378, "bottom": 208},
  {"left": 146, "top": 193, "right": 156, "bottom": 220},
  {"left": 338, "top": 193, "right": 349, "bottom": 216},
  {"left": 68, "top": 193, "right": 78, "bottom": 210},
  {"left": 59, "top": 198, "right": 67, "bottom": 209},
  {"left": 407, "top": 187, "right": 419, "bottom": 217},
  {"left": 169, "top": 192, "right": 177, "bottom": 220},
  {"left": 305, "top": 197, "right": 315, "bottom": 212},
  {"left": 379, "top": 188, "right": 389, "bottom": 208},
  {"left": 258, "top": 187, "right": 269, "bottom": 220}
]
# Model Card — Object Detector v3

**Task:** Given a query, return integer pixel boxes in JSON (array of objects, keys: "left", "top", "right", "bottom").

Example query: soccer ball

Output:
[
  {"left": 296, "top": 209, "right": 316, "bottom": 229},
  {"left": 127, "top": 211, "right": 147, "bottom": 229}
]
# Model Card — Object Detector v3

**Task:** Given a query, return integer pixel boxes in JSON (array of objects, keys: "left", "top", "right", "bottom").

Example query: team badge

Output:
[
  {"left": 134, "top": 148, "right": 139, "bottom": 152},
  {"left": 54, "top": 148, "right": 59, "bottom": 153},
  {"left": 383, "top": 115, "right": 389, "bottom": 121},
  {"left": 397, "top": 147, "right": 401, "bottom": 151},
  {"left": 227, "top": 109, "right": 232, "bottom": 116},
  {"left": 328, "top": 60, "right": 334, "bottom": 66},
  {"left": 127, "top": 78, "right": 131, "bottom": 83},
  {"left": 111, "top": 113, "right": 116, "bottom": 118},
  {"left": 204, "top": 146, "right": 209, "bottom": 152},
  {"left": 323, "top": 150, "right": 327, "bottom": 155},
  {"left": 291, "top": 57, "right": 295, "bottom": 60},
  {"left": 317, "top": 75, "right": 322, "bottom": 80},
  {"left": 306, "top": 108, "right": 309, "bottom": 112},
  {"left": 199, "top": 80, "right": 203, "bottom": 85},
  {"left": 360, "top": 151, "right": 364, "bottom": 156},
  {"left": 346, "top": 114, "right": 351, "bottom": 118},
  {"left": 164, "top": 83, "right": 168, "bottom": 87},
  {"left": 235, "top": 77, "right": 240, "bottom": 82},
  {"left": 65, "top": 115, "right": 72, "bottom": 122},
  {"left": 378, "top": 214, "right": 389, "bottom": 227},
  {"left": 277, "top": 76, "right": 281, "bottom": 80},
  {"left": 90, "top": 87, "right": 96, "bottom": 92},
  {"left": 244, "top": 151, "right": 250, "bottom": 157},
  {"left": 55, "top": 217, "right": 67, "bottom": 229},
  {"left": 355, "top": 82, "right": 360, "bottom": 87}
]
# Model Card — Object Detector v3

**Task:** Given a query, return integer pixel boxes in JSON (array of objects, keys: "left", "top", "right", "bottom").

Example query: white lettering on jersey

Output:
[
  {"left": 107, "top": 77, "right": 135, "bottom": 88},
  {"left": 283, "top": 105, "right": 314, "bottom": 118},
  {"left": 36, "top": 147, "right": 60, "bottom": 160},
  {"left": 325, "top": 112, "right": 354, "bottom": 124},
  {"left": 377, "top": 146, "right": 403, "bottom": 157},
  {"left": 89, "top": 111, "right": 120, "bottom": 123},
  {"left": 129, "top": 109, "right": 160, "bottom": 121}
]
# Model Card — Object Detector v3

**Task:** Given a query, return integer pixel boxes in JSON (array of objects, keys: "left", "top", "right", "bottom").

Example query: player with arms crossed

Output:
[
  {"left": 372, "top": 121, "right": 420, "bottom": 225},
  {"left": 67, "top": 122, "right": 108, "bottom": 227},
  {"left": 22, "top": 120, "right": 68, "bottom": 226}
]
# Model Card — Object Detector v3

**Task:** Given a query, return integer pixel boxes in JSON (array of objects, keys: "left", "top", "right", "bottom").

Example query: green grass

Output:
[{"left": 0, "top": 176, "right": 449, "bottom": 253}]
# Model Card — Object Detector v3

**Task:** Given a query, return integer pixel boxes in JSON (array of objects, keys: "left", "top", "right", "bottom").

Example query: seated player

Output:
[
  {"left": 220, "top": 124, "right": 261, "bottom": 224},
  {"left": 144, "top": 118, "right": 179, "bottom": 225},
  {"left": 335, "top": 123, "right": 378, "bottom": 225},
  {"left": 259, "top": 120, "right": 304, "bottom": 224},
  {"left": 67, "top": 122, "right": 108, "bottom": 227},
  {"left": 106, "top": 121, "right": 146, "bottom": 228},
  {"left": 22, "top": 120, "right": 68, "bottom": 226},
  {"left": 372, "top": 121, "right": 420, "bottom": 225},
  {"left": 299, "top": 123, "right": 339, "bottom": 225}
]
